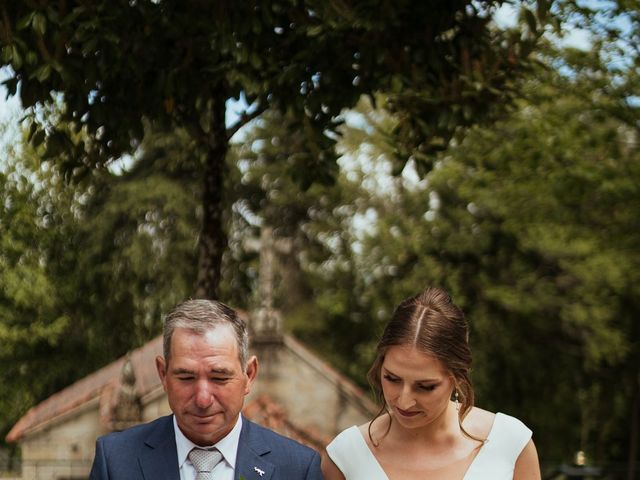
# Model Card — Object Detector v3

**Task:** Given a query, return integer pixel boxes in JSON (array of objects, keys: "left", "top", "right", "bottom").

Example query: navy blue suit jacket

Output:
[{"left": 89, "top": 415, "right": 323, "bottom": 480}]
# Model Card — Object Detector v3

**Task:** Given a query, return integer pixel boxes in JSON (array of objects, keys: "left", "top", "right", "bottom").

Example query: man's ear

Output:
[
  {"left": 244, "top": 355, "right": 258, "bottom": 395},
  {"left": 156, "top": 356, "right": 168, "bottom": 389}
]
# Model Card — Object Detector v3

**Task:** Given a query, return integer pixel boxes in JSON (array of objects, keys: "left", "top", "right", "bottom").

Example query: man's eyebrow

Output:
[{"left": 170, "top": 367, "right": 235, "bottom": 375}]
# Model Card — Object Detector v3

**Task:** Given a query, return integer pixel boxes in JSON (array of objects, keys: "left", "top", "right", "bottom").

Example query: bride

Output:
[{"left": 321, "top": 287, "right": 541, "bottom": 480}]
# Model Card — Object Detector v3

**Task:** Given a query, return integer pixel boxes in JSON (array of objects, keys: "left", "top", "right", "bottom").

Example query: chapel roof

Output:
[{"left": 6, "top": 336, "right": 163, "bottom": 443}]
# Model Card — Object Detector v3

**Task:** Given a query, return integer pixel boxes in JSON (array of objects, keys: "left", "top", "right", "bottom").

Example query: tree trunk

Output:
[{"left": 195, "top": 88, "right": 228, "bottom": 299}]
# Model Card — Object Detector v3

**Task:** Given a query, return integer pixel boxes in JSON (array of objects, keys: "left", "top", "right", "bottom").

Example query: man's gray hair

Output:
[{"left": 162, "top": 299, "right": 249, "bottom": 367}]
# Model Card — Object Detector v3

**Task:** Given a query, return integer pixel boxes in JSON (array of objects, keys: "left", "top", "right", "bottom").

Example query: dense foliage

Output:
[{"left": 0, "top": 0, "right": 547, "bottom": 298}]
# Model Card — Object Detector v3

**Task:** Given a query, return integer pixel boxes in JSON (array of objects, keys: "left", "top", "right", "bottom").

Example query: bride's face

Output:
[{"left": 381, "top": 345, "right": 454, "bottom": 430}]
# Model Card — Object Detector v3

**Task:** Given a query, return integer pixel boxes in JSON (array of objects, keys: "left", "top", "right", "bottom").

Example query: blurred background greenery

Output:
[{"left": 1, "top": 0, "right": 638, "bottom": 476}]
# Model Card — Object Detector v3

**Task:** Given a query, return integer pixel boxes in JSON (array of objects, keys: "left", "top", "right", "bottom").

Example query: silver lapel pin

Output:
[{"left": 254, "top": 466, "right": 265, "bottom": 477}]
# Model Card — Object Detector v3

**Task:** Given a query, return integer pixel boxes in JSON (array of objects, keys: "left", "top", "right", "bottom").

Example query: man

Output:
[{"left": 89, "top": 299, "right": 323, "bottom": 480}]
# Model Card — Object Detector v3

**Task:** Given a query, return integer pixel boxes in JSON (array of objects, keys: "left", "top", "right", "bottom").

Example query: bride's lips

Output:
[{"left": 396, "top": 407, "right": 421, "bottom": 417}]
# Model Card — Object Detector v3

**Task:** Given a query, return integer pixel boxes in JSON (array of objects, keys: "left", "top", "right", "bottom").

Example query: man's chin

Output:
[{"left": 182, "top": 424, "right": 224, "bottom": 445}]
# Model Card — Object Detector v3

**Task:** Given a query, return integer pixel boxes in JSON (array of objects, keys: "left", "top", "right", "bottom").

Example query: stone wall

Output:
[
  {"left": 249, "top": 336, "right": 375, "bottom": 439},
  {"left": 17, "top": 402, "right": 100, "bottom": 480}
]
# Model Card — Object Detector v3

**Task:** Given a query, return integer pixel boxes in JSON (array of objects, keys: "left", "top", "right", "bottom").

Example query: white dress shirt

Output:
[{"left": 174, "top": 414, "right": 242, "bottom": 480}]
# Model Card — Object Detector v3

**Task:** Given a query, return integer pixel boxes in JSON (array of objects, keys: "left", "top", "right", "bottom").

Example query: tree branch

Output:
[
  {"left": 226, "top": 103, "right": 268, "bottom": 140},
  {"left": 35, "top": 33, "right": 52, "bottom": 62},
  {"left": 54, "top": 0, "right": 68, "bottom": 62}
]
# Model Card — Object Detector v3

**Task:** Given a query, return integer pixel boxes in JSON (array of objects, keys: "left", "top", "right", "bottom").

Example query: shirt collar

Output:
[{"left": 173, "top": 414, "right": 243, "bottom": 470}]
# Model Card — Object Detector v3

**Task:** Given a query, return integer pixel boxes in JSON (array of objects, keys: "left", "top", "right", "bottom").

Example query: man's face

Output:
[{"left": 156, "top": 325, "right": 257, "bottom": 446}]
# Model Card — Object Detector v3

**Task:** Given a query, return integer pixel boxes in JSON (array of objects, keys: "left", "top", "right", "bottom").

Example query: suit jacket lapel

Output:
[
  {"left": 139, "top": 415, "right": 180, "bottom": 480},
  {"left": 235, "top": 419, "right": 275, "bottom": 480}
]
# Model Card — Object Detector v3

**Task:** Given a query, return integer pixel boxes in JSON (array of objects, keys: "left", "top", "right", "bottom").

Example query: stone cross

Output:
[{"left": 244, "top": 225, "right": 292, "bottom": 340}]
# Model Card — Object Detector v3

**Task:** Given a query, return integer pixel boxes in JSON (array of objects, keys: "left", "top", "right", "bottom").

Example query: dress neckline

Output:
[{"left": 351, "top": 412, "right": 503, "bottom": 480}]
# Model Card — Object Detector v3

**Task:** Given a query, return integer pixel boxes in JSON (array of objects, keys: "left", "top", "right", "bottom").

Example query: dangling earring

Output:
[{"left": 454, "top": 390, "right": 460, "bottom": 411}]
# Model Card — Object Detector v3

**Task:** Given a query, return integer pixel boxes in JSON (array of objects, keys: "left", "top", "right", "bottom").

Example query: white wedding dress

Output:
[{"left": 326, "top": 412, "right": 532, "bottom": 480}]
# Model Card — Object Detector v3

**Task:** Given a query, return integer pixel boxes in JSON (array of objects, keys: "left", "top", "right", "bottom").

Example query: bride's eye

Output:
[{"left": 418, "top": 384, "right": 437, "bottom": 392}]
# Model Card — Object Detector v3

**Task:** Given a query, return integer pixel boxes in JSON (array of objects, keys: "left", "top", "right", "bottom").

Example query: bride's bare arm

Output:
[{"left": 514, "top": 439, "right": 542, "bottom": 480}]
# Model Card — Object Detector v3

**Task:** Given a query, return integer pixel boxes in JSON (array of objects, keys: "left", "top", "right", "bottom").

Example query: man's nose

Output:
[{"left": 194, "top": 381, "right": 214, "bottom": 408}]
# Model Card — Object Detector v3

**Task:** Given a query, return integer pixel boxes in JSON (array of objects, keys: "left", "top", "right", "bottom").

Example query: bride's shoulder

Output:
[
  {"left": 357, "top": 414, "right": 391, "bottom": 445},
  {"left": 462, "top": 407, "right": 496, "bottom": 440}
]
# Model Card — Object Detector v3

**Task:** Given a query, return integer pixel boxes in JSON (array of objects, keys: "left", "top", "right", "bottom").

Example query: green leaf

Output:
[
  {"left": 26, "top": 51, "right": 39, "bottom": 65},
  {"left": 10, "top": 45, "right": 23, "bottom": 69},
  {"left": 33, "top": 64, "right": 52, "bottom": 82},
  {"left": 390, "top": 75, "right": 403, "bottom": 94},
  {"left": 32, "top": 12, "right": 47, "bottom": 35},
  {"left": 16, "top": 12, "right": 35, "bottom": 31},
  {"left": 307, "top": 25, "right": 323, "bottom": 37},
  {"left": 1, "top": 45, "right": 13, "bottom": 64}
]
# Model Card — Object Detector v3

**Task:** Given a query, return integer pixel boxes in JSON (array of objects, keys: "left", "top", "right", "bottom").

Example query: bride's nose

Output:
[{"left": 396, "top": 385, "right": 416, "bottom": 409}]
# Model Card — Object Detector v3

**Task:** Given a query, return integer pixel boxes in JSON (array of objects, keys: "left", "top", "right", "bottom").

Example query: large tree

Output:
[{"left": 0, "top": 0, "right": 548, "bottom": 298}]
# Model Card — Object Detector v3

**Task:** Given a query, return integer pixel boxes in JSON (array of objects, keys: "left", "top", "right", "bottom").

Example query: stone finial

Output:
[{"left": 110, "top": 354, "right": 142, "bottom": 430}]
